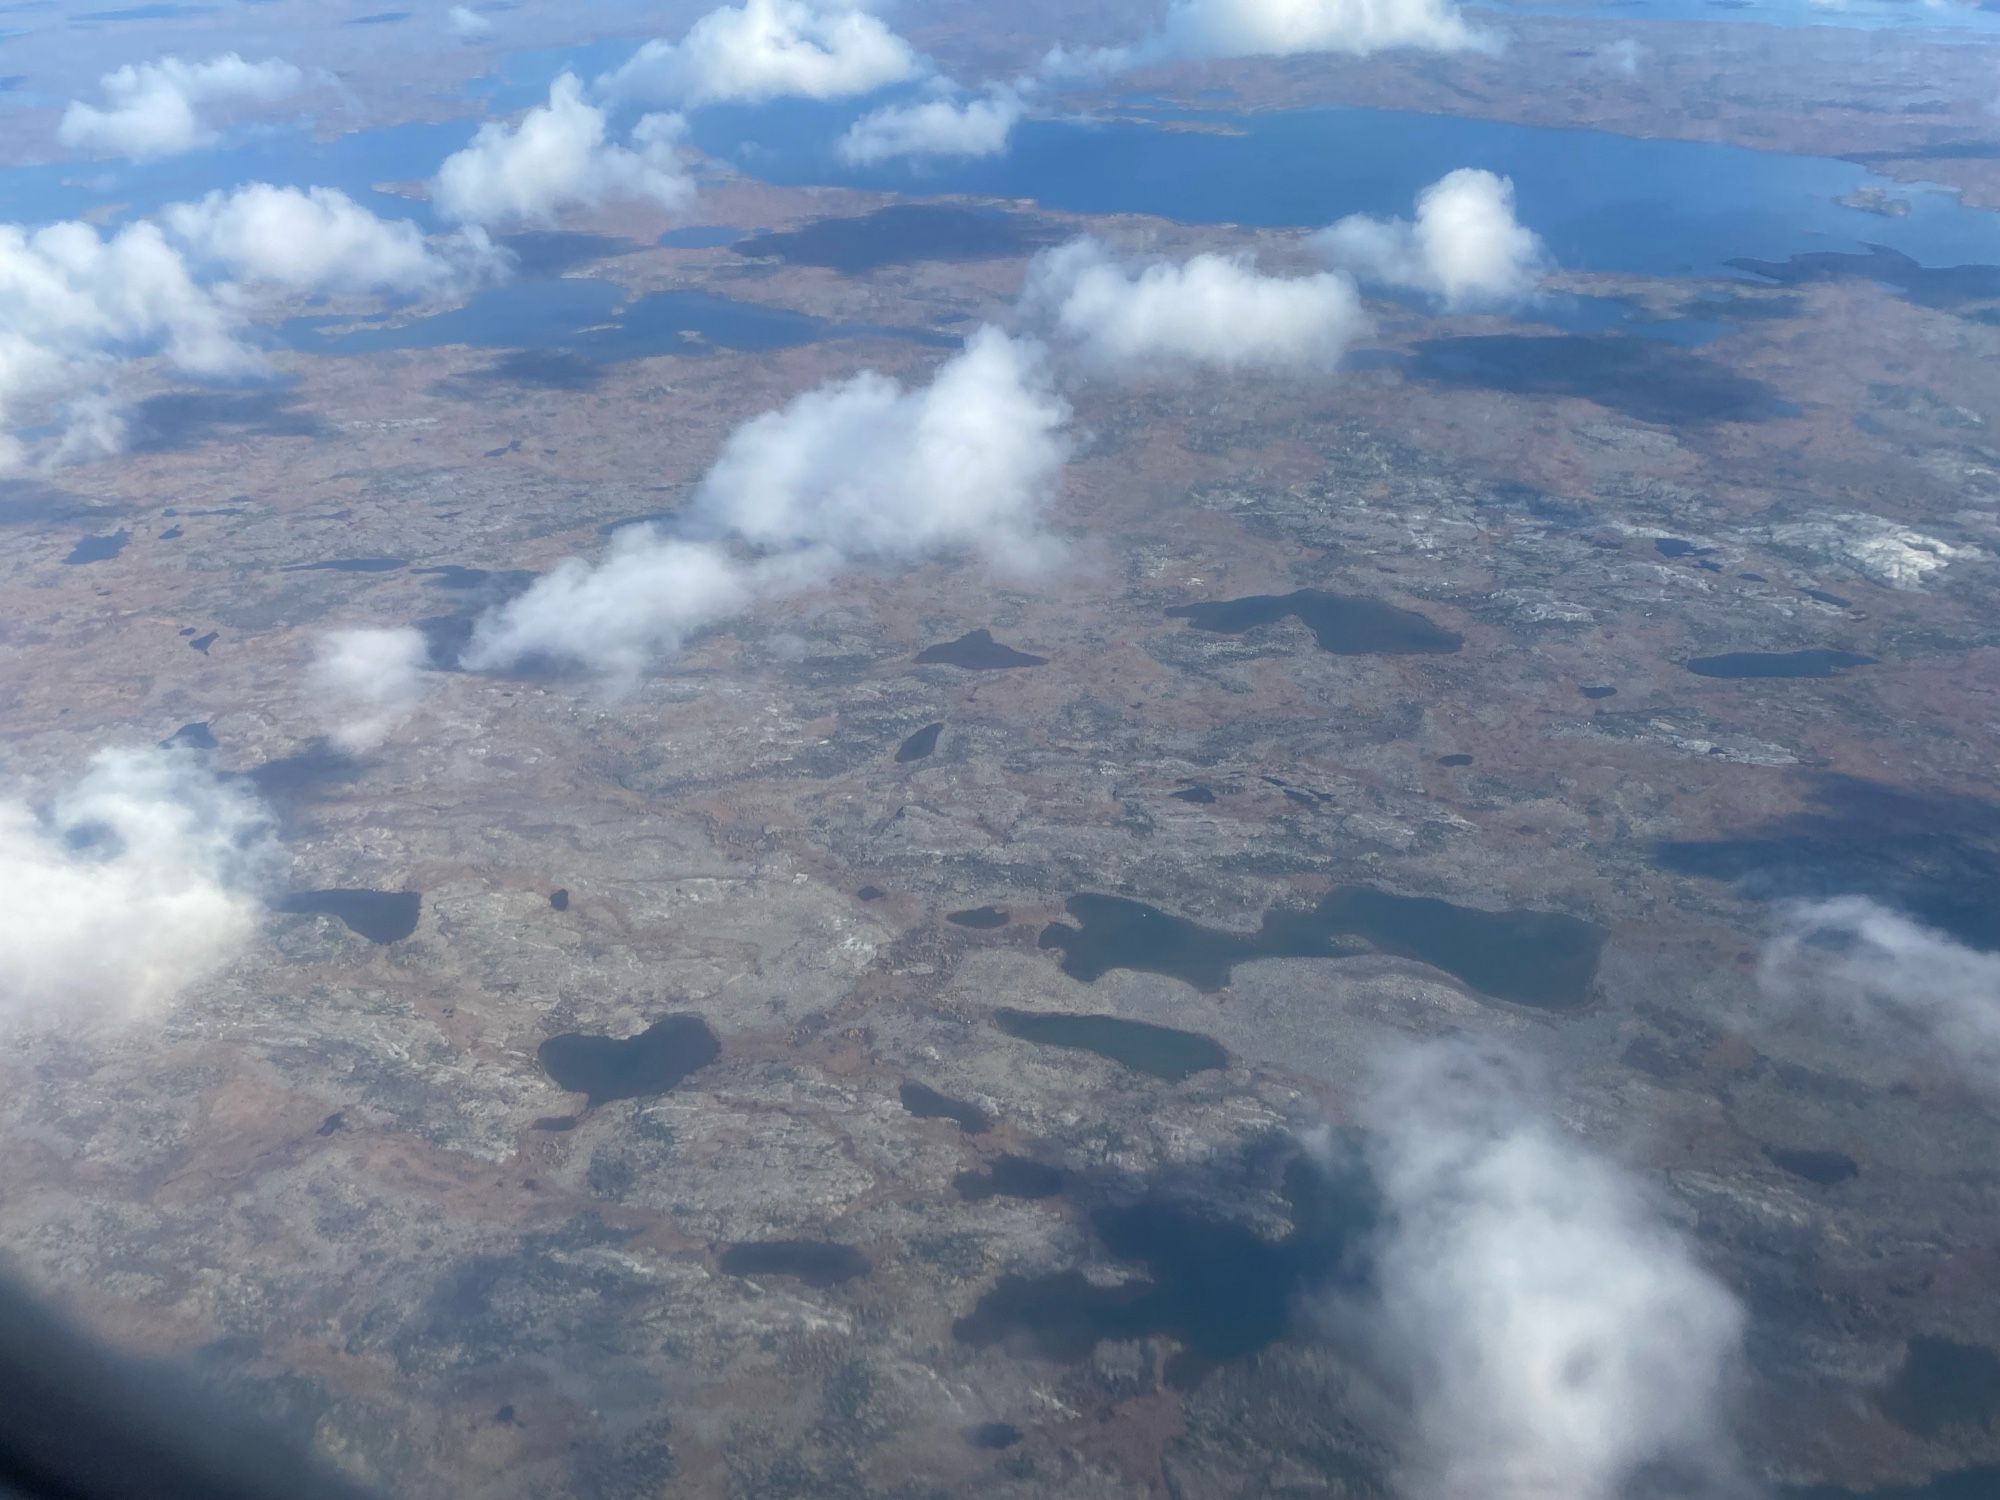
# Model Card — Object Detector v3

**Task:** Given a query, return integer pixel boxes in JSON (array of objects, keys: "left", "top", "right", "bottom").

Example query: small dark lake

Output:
[
  {"left": 1686, "top": 649, "right": 1876, "bottom": 678},
  {"left": 914, "top": 629, "right": 1047, "bottom": 669},
  {"left": 966, "top": 1423, "right": 1023, "bottom": 1450},
  {"left": 895, "top": 722, "right": 943, "bottom": 763},
  {"left": 273, "top": 889, "right": 421, "bottom": 945},
  {"left": 993, "top": 1007, "right": 1228, "bottom": 1082},
  {"left": 160, "top": 722, "right": 217, "bottom": 752},
  {"left": 899, "top": 1081, "right": 990, "bottom": 1134},
  {"left": 955, "top": 1156, "right": 1065, "bottom": 1202},
  {"left": 731, "top": 204, "right": 1058, "bottom": 272},
  {"left": 1879, "top": 1337, "right": 2000, "bottom": 1438},
  {"left": 1438, "top": 754, "right": 1474, "bottom": 767},
  {"left": 537, "top": 1014, "right": 719, "bottom": 1108},
  {"left": 947, "top": 906, "right": 1009, "bottom": 930},
  {"left": 1040, "top": 888, "right": 1603, "bottom": 1008},
  {"left": 1167, "top": 590, "right": 1461, "bottom": 656},
  {"left": 1171, "top": 784, "right": 1217, "bottom": 805},
  {"left": 188, "top": 632, "right": 217, "bottom": 654},
  {"left": 282, "top": 557, "right": 406, "bottom": 574},
  {"left": 549, "top": 888, "right": 569, "bottom": 911},
  {"left": 1764, "top": 1146, "right": 1858, "bottom": 1187},
  {"left": 63, "top": 530, "right": 128, "bottom": 565},
  {"left": 718, "top": 1240, "right": 871, "bottom": 1288}
]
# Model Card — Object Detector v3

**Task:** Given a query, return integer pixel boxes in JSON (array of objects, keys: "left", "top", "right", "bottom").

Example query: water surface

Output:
[
  {"left": 895, "top": 722, "right": 943, "bottom": 762},
  {"left": 899, "top": 1081, "right": 990, "bottom": 1134},
  {"left": 1879, "top": 1337, "right": 2000, "bottom": 1437},
  {"left": 273, "top": 889, "right": 421, "bottom": 944},
  {"left": 1686, "top": 649, "right": 1876, "bottom": 677},
  {"left": 914, "top": 629, "right": 1047, "bottom": 669},
  {"left": 691, "top": 101, "right": 2000, "bottom": 279},
  {"left": 63, "top": 530, "right": 128, "bottom": 564},
  {"left": 537, "top": 1014, "right": 719, "bottom": 1107},
  {"left": 993, "top": 1007, "right": 1228, "bottom": 1081},
  {"left": 1317, "top": 885, "right": 1606, "bottom": 1009},
  {"left": 1764, "top": 1145, "right": 1858, "bottom": 1186},
  {"left": 1168, "top": 590, "right": 1461, "bottom": 655}
]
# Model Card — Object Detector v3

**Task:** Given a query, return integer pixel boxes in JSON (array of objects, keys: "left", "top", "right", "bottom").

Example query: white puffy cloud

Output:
[
  {"left": 837, "top": 84, "right": 1023, "bottom": 166},
  {"left": 465, "top": 326, "right": 1068, "bottom": 678},
  {"left": 1021, "top": 236, "right": 1369, "bottom": 374},
  {"left": 1759, "top": 897, "right": 2000, "bottom": 1089},
  {"left": 0, "top": 217, "right": 254, "bottom": 470},
  {"left": 1362, "top": 1042, "right": 1745, "bottom": 1500},
  {"left": 1158, "top": 0, "right": 1484, "bottom": 58},
  {"left": 310, "top": 627, "right": 435, "bottom": 752},
  {"left": 1, "top": 187, "right": 509, "bottom": 470},
  {"left": 601, "top": 0, "right": 921, "bottom": 107},
  {"left": 59, "top": 53, "right": 305, "bottom": 161},
  {"left": 448, "top": 4, "right": 493, "bottom": 38},
  {"left": 0, "top": 747, "right": 273, "bottom": 1024},
  {"left": 1314, "top": 167, "right": 1547, "bottom": 310},
  {"left": 688, "top": 324, "right": 1067, "bottom": 564},
  {"left": 163, "top": 184, "right": 506, "bottom": 296},
  {"left": 432, "top": 73, "right": 694, "bottom": 227},
  {"left": 1050, "top": 0, "right": 1485, "bottom": 72}
]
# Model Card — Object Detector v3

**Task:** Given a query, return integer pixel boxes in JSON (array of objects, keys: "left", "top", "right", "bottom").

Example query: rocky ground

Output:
[{"left": 3, "top": 141, "right": 2000, "bottom": 1500}]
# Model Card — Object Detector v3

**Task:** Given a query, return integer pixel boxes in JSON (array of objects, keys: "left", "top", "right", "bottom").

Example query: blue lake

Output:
[
  {"left": 0, "top": 39, "right": 1994, "bottom": 364},
  {"left": 693, "top": 101, "right": 2000, "bottom": 279}
]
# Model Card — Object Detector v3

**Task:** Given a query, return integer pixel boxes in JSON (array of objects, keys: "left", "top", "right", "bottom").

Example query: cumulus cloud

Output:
[
  {"left": 432, "top": 73, "right": 694, "bottom": 227},
  {"left": 1051, "top": 0, "right": 1486, "bottom": 72},
  {"left": 1162, "top": 0, "right": 1482, "bottom": 57},
  {"left": 1759, "top": 897, "right": 2000, "bottom": 1088},
  {"left": 601, "top": 0, "right": 922, "bottom": 107},
  {"left": 1, "top": 188, "right": 506, "bottom": 470},
  {"left": 1361, "top": 1042, "right": 1744, "bottom": 1500},
  {"left": 310, "top": 627, "right": 435, "bottom": 752},
  {"left": 465, "top": 325, "right": 1068, "bottom": 679},
  {"left": 0, "top": 217, "right": 252, "bottom": 470},
  {"left": 1021, "top": 236, "right": 1369, "bottom": 374},
  {"left": 0, "top": 747, "right": 273, "bottom": 1023},
  {"left": 163, "top": 184, "right": 505, "bottom": 295},
  {"left": 1314, "top": 168, "right": 1547, "bottom": 310},
  {"left": 448, "top": 4, "right": 493, "bottom": 38},
  {"left": 59, "top": 53, "right": 305, "bottom": 161},
  {"left": 837, "top": 84, "right": 1024, "bottom": 166}
]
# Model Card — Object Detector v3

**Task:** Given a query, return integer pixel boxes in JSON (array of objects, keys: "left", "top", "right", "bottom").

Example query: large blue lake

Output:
[
  {"left": 2, "top": 39, "right": 1994, "bottom": 360},
  {"left": 693, "top": 101, "right": 1999, "bottom": 278}
]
